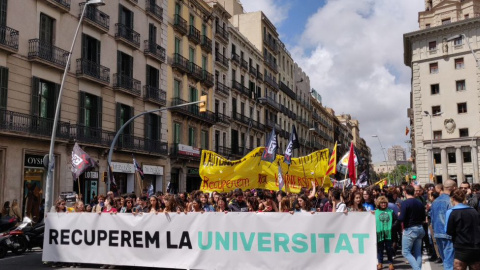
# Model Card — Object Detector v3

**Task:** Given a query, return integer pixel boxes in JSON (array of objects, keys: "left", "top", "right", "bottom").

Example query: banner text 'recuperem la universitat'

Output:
[{"left": 43, "top": 212, "right": 377, "bottom": 270}]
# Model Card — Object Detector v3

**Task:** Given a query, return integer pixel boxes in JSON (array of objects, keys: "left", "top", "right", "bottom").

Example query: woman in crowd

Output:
[
  {"left": 279, "top": 197, "right": 291, "bottom": 213},
  {"left": 375, "top": 196, "right": 396, "bottom": 270},
  {"left": 295, "top": 194, "right": 312, "bottom": 213},
  {"left": 199, "top": 193, "right": 214, "bottom": 212},
  {"left": 85, "top": 204, "right": 92, "bottom": 212},
  {"left": 247, "top": 196, "right": 259, "bottom": 212},
  {"left": 446, "top": 189, "right": 480, "bottom": 270},
  {"left": 102, "top": 198, "right": 118, "bottom": 214},
  {"left": 54, "top": 199, "right": 66, "bottom": 213},
  {"left": 147, "top": 196, "right": 161, "bottom": 213},
  {"left": 216, "top": 197, "right": 228, "bottom": 212},
  {"left": 323, "top": 189, "right": 334, "bottom": 212},
  {"left": 73, "top": 200, "right": 85, "bottom": 212},
  {"left": 347, "top": 192, "right": 365, "bottom": 212},
  {"left": 332, "top": 189, "right": 346, "bottom": 213},
  {"left": 120, "top": 198, "right": 134, "bottom": 213},
  {"left": 163, "top": 195, "right": 176, "bottom": 213},
  {"left": 363, "top": 189, "right": 376, "bottom": 211},
  {"left": 191, "top": 198, "right": 202, "bottom": 212},
  {"left": 261, "top": 192, "right": 278, "bottom": 212}
]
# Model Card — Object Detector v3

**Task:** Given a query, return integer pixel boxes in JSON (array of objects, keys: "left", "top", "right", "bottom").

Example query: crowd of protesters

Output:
[{"left": 4, "top": 179, "right": 479, "bottom": 270}]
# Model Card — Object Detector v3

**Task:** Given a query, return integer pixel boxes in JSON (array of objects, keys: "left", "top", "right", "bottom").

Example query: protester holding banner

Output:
[
  {"left": 102, "top": 198, "right": 118, "bottom": 214},
  {"left": 332, "top": 189, "right": 346, "bottom": 213},
  {"left": 375, "top": 196, "right": 397, "bottom": 270},
  {"left": 363, "top": 189, "right": 376, "bottom": 211},
  {"left": 53, "top": 199, "right": 66, "bottom": 213},
  {"left": 92, "top": 195, "right": 105, "bottom": 213},
  {"left": 120, "top": 198, "right": 134, "bottom": 213},
  {"left": 147, "top": 196, "right": 161, "bottom": 213},
  {"left": 199, "top": 193, "right": 214, "bottom": 212},
  {"left": 228, "top": 190, "right": 248, "bottom": 212},
  {"left": 295, "top": 194, "right": 314, "bottom": 213},
  {"left": 215, "top": 197, "right": 228, "bottom": 212},
  {"left": 347, "top": 192, "right": 366, "bottom": 212},
  {"left": 73, "top": 201, "right": 85, "bottom": 212}
]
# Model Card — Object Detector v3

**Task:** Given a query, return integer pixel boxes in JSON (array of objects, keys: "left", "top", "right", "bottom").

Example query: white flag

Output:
[{"left": 278, "top": 165, "right": 284, "bottom": 191}]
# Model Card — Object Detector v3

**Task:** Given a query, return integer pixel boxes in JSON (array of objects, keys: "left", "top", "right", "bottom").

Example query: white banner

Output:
[{"left": 43, "top": 212, "right": 376, "bottom": 270}]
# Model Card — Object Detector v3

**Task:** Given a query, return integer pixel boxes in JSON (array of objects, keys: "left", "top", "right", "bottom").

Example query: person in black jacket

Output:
[
  {"left": 446, "top": 189, "right": 480, "bottom": 270},
  {"left": 228, "top": 189, "right": 248, "bottom": 212}
]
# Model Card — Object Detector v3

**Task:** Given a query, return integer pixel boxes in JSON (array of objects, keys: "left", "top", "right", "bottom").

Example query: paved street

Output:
[{"left": 0, "top": 248, "right": 444, "bottom": 269}]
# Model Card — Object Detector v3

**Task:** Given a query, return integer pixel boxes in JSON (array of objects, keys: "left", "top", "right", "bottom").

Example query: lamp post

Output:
[
  {"left": 44, "top": 0, "right": 105, "bottom": 213},
  {"left": 447, "top": 34, "right": 480, "bottom": 68},
  {"left": 423, "top": 111, "right": 443, "bottom": 183},
  {"left": 372, "top": 135, "right": 390, "bottom": 184}
]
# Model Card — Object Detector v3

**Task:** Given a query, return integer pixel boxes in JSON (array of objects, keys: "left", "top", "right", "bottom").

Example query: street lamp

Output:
[
  {"left": 372, "top": 135, "right": 390, "bottom": 184},
  {"left": 44, "top": 0, "right": 105, "bottom": 213},
  {"left": 447, "top": 34, "right": 480, "bottom": 68},
  {"left": 423, "top": 110, "right": 443, "bottom": 183}
]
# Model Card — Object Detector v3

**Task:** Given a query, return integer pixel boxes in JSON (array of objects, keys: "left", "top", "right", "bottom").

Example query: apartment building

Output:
[
  {"left": 0, "top": 0, "right": 169, "bottom": 218},
  {"left": 404, "top": 0, "right": 480, "bottom": 184},
  {"left": 294, "top": 63, "right": 314, "bottom": 156},
  {"left": 310, "top": 90, "right": 334, "bottom": 151}
]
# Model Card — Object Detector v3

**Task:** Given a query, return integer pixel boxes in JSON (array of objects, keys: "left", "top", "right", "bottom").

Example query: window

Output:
[
  {"left": 145, "top": 113, "right": 160, "bottom": 143},
  {"left": 459, "top": 128, "right": 469, "bottom": 137},
  {"left": 0, "top": 66, "right": 8, "bottom": 110},
  {"left": 189, "top": 47, "right": 195, "bottom": 63},
  {"left": 442, "top": 18, "right": 451, "bottom": 25},
  {"left": 40, "top": 13, "right": 55, "bottom": 45},
  {"left": 173, "top": 79, "right": 181, "bottom": 98},
  {"left": 174, "top": 37, "right": 181, "bottom": 54},
  {"left": 430, "top": 84, "right": 439, "bottom": 94},
  {"left": 457, "top": 102, "right": 467, "bottom": 113},
  {"left": 201, "top": 130, "right": 208, "bottom": 149},
  {"left": 149, "top": 23, "right": 157, "bottom": 43},
  {"left": 463, "top": 151, "right": 472, "bottom": 163},
  {"left": 146, "top": 65, "right": 159, "bottom": 89},
  {"left": 173, "top": 122, "right": 181, "bottom": 144},
  {"left": 433, "top": 130, "right": 442, "bottom": 139},
  {"left": 433, "top": 152, "right": 441, "bottom": 164},
  {"left": 82, "top": 34, "right": 101, "bottom": 64},
  {"left": 188, "top": 126, "right": 196, "bottom": 146},
  {"left": 453, "top": 36, "right": 463, "bottom": 46},
  {"left": 117, "top": 51, "right": 133, "bottom": 78},
  {"left": 31, "top": 77, "right": 60, "bottom": 119},
  {"left": 429, "top": 41, "right": 436, "bottom": 51},
  {"left": 429, "top": 63, "right": 438, "bottom": 74},
  {"left": 455, "top": 58, "right": 464, "bottom": 69},
  {"left": 79, "top": 91, "right": 102, "bottom": 129},
  {"left": 426, "top": 24, "right": 431, "bottom": 28},
  {"left": 456, "top": 80, "right": 466, "bottom": 91},
  {"left": 432, "top": 106, "right": 441, "bottom": 115},
  {"left": 448, "top": 152, "right": 456, "bottom": 163}
]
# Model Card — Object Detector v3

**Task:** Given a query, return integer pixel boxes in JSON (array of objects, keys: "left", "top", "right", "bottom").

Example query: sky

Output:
[{"left": 240, "top": 0, "right": 424, "bottom": 163}]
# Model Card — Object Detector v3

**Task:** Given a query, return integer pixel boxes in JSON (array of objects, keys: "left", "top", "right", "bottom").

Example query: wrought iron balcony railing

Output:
[
  {"left": 44, "top": 0, "right": 70, "bottom": 12},
  {"left": 215, "top": 51, "right": 229, "bottom": 68},
  {"left": 173, "top": 14, "right": 187, "bottom": 35},
  {"left": 264, "top": 74, "right": 278, "bottom": 90},
  {"left": 264, "top": 56, "right": 278, "bottom": 73},
  {"left": 0, "top": 25, "right": 19, "bottom": 52},
  {"left": 240, "top": 59, "right": 248, "bottom": 70},
  {"left": 231, "top": 52, "right": 240, "bottom": 64},
  {"left": 144, "top": 40, "right": 165, "bottom": 63},
  {"left": 215, "top": 112, "right": 231, "bottom": 125},
  {"left": 76, "top": 58, "right": 110, "bottom": 85},
  {"left": 28, "top": 39, "right": 68, "bottom": 69},
  {"left": 279, "top": 81, "right": 296, "bottom": 99},
  {"left": 201, "top": 35, "right": 212, "bottom": 53},
  {"left": 70, "top": 125, "right": 114, "bottom": 147},
  {"left": 144, "top": 85, "right": 166, "bottom": 106},
  {"left": 232, "top": 112, "right": 250, "bottom": 126},
  {"left": 215, "top": 23, "right": 229, "bottom": 42},
  {"left": 188, "top": 25, "right": 201, "bottom": 45},
  {"left": 201, "top": 70, "right": 214, "bottom": 88},
  {"left": 117, "top": 134, "right": 168, "bottom": 155},
  {"left": 113, "top": 73, "right": 141, "bottom": 96},
  {"left": 188, "top": 62, "right": 203, "bottom": 81},
  {"left": 170, "top": 98, "right": 216, "bottom": 125},
  {"left": 215, "top": 81, "right": 230, "bottom": 96},
  {"left": 263, "top": 36, "right": 279, "bottom": 54},
  {"left": 115, "top": 23, "right": 140, "bottom": 48},
  {"left": 256, "top": 70, "right": 263, "bottom": 81},
  {"left": 146, "top": 0, "right": 163, "bottom": 22},
  {"left": 80, "top": 2, "right": 109, "bottom": 32},
  {"left": 172, "top": 53, "right": 190, "bottom": 74},
  {"left": 263, "top": 96, "right": 281, "bottom": 111},
  {"left": 249, "top": 65, "right": 257, "bottom": 77}
]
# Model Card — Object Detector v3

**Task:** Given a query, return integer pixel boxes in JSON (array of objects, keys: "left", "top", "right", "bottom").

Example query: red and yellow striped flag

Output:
[{"left": 325, "top": 142, "right": 337, "bottom": 175}]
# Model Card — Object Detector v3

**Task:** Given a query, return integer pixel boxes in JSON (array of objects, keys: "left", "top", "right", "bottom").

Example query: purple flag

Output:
[{"left": 71, "top": 143, "right": 97, "bottom": 179}]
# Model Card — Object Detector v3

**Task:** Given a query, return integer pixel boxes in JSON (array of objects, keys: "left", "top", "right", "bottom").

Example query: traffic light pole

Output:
[{"left": 106, "top": 99, "right": 205, "bottom": 192}]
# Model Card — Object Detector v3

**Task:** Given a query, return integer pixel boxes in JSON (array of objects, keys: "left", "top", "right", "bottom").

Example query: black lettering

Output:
[
  {"left": 60, "top": 230, "right": 70, "bottom": 245},
  {"left": 133, "top": 231, "right": 143, "bottom": 248},
  {"left": 97, "top": 230, "right": 107, "bottom": 246},
  {"left": 84, "top": 230, "right": 95, "bottom": 246},
  {"left": 145, "top": 231, "right": 160, "bottom": 249},
  {"left": 121, "top": 231, "right": 131, "bottom": 247},
  {"left": 167, "top": 231, "right": 178, "bottom": 249},
  {"left": 72, "top": 230, "right": 82, "bottom": 245},
  {"left": 49, "top": 229, "right": 58, "bottom": 245},
  {"left": 179, "top": 231, "right": 192, "bottom": 249},
  {"left": 109, "top": 230, "right": 119, "bottom": 247}
]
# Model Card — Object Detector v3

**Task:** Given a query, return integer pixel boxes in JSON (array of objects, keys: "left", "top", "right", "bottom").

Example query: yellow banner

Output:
[{"left": 199, "top": 147, "right": 330, "bottom": 193}]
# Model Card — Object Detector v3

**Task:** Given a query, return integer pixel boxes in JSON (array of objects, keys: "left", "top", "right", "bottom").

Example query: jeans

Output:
[
  {"left": 436, "top": 238, "right": 454, "bottom": 270},
  {"left": 377, "top": 240, "right": 394, "bottom": 264},
  {"left": 402, "top": 225, "right": 425, "bottom": 270}
]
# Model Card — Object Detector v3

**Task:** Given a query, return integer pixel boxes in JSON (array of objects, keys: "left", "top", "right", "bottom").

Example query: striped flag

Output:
[
  {"left": 132, "top": 155, "right": 144, "bottom": 179},
  {"left": 325, "top": 142, "right": 337, "bottom": 175}
]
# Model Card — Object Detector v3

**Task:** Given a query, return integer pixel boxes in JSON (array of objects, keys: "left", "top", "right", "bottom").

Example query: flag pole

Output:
[{"left": 77, "top": 177, "right": 81, "bottom": 199}]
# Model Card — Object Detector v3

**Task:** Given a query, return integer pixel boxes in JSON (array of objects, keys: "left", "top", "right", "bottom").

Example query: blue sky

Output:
[{"left": 241, "top": 0, "right": 424, "bottom": 163}]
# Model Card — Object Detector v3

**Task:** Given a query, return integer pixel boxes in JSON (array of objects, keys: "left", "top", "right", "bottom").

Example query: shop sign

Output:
[
  {"left": 178, "top": 144, "right": 200, "bottom": 157},
  {"left": 84, "top": 171, "right": 99, "bottom": 179},
  {"left": 143, "top": 165, "right": 163, "bottom": 175},
  {"left": 187, "top": 168, "right": 199, "bottom": 175},
  {"left": 24, "top": 154, "right": 45, "bottom": 168},
  {"left": 111, "top": 162, "right": 135, "bottom": 173}
]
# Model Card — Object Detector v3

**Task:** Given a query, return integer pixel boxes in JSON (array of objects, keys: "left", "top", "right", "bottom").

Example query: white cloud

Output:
[
  {"left": 240, "top": 0, "right": 290, "bottom": 26},
  {"left": 291, "top": 0, "right": 423, "bottom": 162}
]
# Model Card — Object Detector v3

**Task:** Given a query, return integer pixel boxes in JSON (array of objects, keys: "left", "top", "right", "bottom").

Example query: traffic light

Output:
[{"left": 199, "top": 95, "right": 207, "bottom": 112}]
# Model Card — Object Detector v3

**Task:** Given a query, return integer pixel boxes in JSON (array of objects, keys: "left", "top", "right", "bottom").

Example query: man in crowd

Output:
[
  {"left": 430, "top": 179, "right": 456, "bottom": 270},
  {"left": 460, "top": 181, "right": 479, "bottom": 211},
  {"left": 399, "top": 185, "right": 426, "bottom": 270},
  {"left": 92, "top": 195, "right": 105, "bottom": 213},
  {"left": 229, "top": 189, "right": 248, "bottom": 212}
]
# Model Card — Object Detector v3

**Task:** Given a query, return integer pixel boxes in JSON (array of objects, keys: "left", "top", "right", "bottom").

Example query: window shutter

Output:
[
  {"left": 0, "top": 66, "right": 8, "bottom": 109},
  {"left": 81, "top": 34, "right": 87, "bottom": 59},
  {"left": 95, "top": 38, "right": 101, "bottom": 64},
  {"left": 31, "top": 77, "right": 40, "bottom": 116},
  {"left": 78, "top": 91, "right": 85, "bottom": 125},
  {"left": 115, "top": 102, "right": 121, "bottom": 132},
  {"left": 0, "top": 0, "right": 7, "bottom": 27},
  {"left": 154, "top": 67, "right": 159, "bottom": 88},
  {"left": 144, "top": 112, "right": 151, "bottom": 140},
  {"left": 54, "top": 82, "right": 61, "bottom": 119},
  {"left": 146, "top": 65, "right": 151, "bottom": 86},
  {"left": 97, "top": 96, "right": 102, "bottom": 128}
]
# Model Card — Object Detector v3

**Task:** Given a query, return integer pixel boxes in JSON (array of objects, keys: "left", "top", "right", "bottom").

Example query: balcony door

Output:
[
  {"left": 39, "top": 13, "right": 54, "bottom": 59},
  {"left": 82, "top": 34, "right": 100, "bottom": 77}
]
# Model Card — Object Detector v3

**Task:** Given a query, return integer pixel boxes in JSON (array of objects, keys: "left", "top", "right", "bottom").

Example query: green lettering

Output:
[
  {"left": 215, "top": 232, "right": 229, "bottom": 250},
  {"left": 258, "top": 232, "right": 271, "bottom": 252},
  {"left": 352, "top": 234, "right": 369, "bottom": 254},
  {"left": 310, "top": 233, "right": 316, "bottom": 253},
  {"left": 292, "top": 233, "right": 308, "bottom": 253},
  {"left": 318, "top": 233, "right": 335, "bottom": 253},
  {"left": 335, "top": 233, "right": 353, "bottom": 254},
  {"left": 240, "top": 232, "right": 255, "bottom": 251},
  {"left": 232, "top": 232, "right": 238, "bottom": 251},
  {"left": 198, "top": 231, "right": 212, "bottom": 250},
  {"left": 273, "top": 233, "right": 289, "bottom": 252}
]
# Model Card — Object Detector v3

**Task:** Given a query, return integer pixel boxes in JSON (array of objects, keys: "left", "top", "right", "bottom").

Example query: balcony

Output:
[
  {"left": 263, "top": 36, "right": 279, "bottom": 54},
  {"left": 264, "top": 74, "right": 278, "bottom": 90},
  {"left": 232, "top": 112, "right": 250, "bottom": 126},
  {"left": 215, "top": 51, "right": 229, "bottom": 68},
  {"left": 215, "top": 112, "right": 231, "bottom": 126},
  {"left": 113, "top": 73, "right": 141, "bottom": 97},
  {"left": 216, "top": 146, "right": 232, "bottom": 158},
  {"left": 117, "top": 134, "right": 168, "bottom": 156},
  {"left": 240, "top": 59, "right": 248, "bottom": 71},
  {"left": 231, "top": 52, "right": 240, "bottom": 65},
  {"left": 215, "top": 81, "right": 230, "bottom": 96},
  {"left": 144, "top": 40, "right": 165, "bottom": 63},
  {"left": 215, "top": 23, "right": 229, "bottom": 43},
  {"left": 263, "top": 96, "right": 281, "bottom": 112},
  {"left": 171, "top": 53, "right": 190, "bottom": 74},
  {"left": 146, "top": 0, "right": 163, "bottom": 23},
  {"left": 170, "top": 98, "right": 216, "bottom": 125},
  {"left": 28, "top": 39, "right": 68, "bottom": 70},
  {"left": 76, "top": 58, "right": 110, "bottom": 86},
  {"left": 264, "top": 57, "right": 278, "bottom": 73},
  {"left": 256, "top": 71, "right": 263, "bottom": 82},
  {"left": 43, "top": 0, "right": 70, "bottom": 13},
  {"left": 70, "top": 125, "right": 114, "bottom": 147},
  {"left": 173, "top": 14, "right": 188, "bottom": 36},
  {"left": 188, "top": 62, "right": 203, "bottom": 81},
  {"left": 144, "top": 85, "right": 166, "bottom": 106},
  {"left": 201, "top": 35, "right": 212, "bottom": 53},
  {"left": 115, "top": 24, "right": 140, "bottom": 49},
  {"left": 0, "top": 109, "right": 70, "bottom": 140},
  {"left": 0, "top": 25, "right": 19, "bottom": 53},
  {"left": 79, "top": 3, "right": 109, "bottom": 33},
  {"left": 231, "top": 80, "right": 249, "bottom": 96},
  {"left": 279, "top": 81, "right": 296, "bottom": 99},
  {"left": 266, "top": 119, "right": 281, "bottom": 132},
  {"left": 188, "top": 25, "right": 201, "bottom": 45},
  {"left": 201, "top": 70, "right": 214, "bottom": 88},
  {"left": 249, "top": 66, "right": 257, "bottom": 77}
]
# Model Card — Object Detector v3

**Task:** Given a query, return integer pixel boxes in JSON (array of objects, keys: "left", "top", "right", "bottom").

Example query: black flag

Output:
[
  {"left": 261, "top": 129, "right": 278, "bottom": 163},
  {"left": 71, "top": 143, "right": 97, "bottom": 179},
  {"left": 284, "top": 125, "right": 300, "bottom": 165}
]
